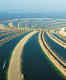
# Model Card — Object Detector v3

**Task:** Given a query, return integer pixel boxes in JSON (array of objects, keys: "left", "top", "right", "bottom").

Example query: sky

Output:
[{"left": 0, "top": 0, "right": 66, "bottom": 13}]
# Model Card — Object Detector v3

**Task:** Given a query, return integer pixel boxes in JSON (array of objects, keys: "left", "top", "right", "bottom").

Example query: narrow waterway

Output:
[
  {"left": 22, "top": 33, "right": 64, "bottom": 80},
  {"left": 53, "top": 33, "right": 66, "bottom": 43},
  {"left": 0, "top": 32, "right": 29, "bottom": 80},
  {"left": 0, "top": 32, "right": 19, "bottom": 40},
  {"left": 44, "top": 32, "right": 66, "bottom": 62}
]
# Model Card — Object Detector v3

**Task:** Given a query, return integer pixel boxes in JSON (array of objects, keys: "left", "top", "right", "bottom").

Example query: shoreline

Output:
[
  {"left": 8, "top": 31, "right": 37, "bottom": 80},
  {"left": 47, "top": 32, "right": 66, "bottom": 48},
  {"left": 38, "top": 32, "right": 66, "bottom": 77}
]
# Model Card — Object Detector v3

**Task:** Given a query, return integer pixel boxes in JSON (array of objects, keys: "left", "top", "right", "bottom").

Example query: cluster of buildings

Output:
[{"left": 59, "top": 27, "right": 66, "bottom": 38}]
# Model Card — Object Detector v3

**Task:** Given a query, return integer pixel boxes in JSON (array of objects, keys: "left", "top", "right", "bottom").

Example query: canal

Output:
[
  {"left": 53, "top": 33, "right": 66, "bottom": 43},
  {"left": 0, "top": 32, "right": 29, "bottom": 80},
  {"left": 0, "top": 32, "right": 19, "bottom": 40},
  {"left": 44, "top": 32, "right": 66, "bottom": 62},
  {"left": 22, "top": 33, "right": 64, "bottom": 80}
]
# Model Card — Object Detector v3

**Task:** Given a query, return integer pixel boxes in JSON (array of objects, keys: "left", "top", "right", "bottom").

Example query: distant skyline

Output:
[{"left": 0, "top": 0, "right": 66, "bottom": 13}]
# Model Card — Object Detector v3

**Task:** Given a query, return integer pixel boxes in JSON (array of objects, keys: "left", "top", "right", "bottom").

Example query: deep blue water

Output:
[
  {"left": 0, "top": 12, "right": 66, "bottom": 20},
  {"left": 0, "top": 32, "right": 29, "bottom": 80},
  {"left": 53, "top": 33, "right": 66, "bottom": 43},
  {"left": 44, "top": 33, "right": 66, "bottom": 62},
  {"left": 0, "top": 32, "right": 19, "bottom": 40},
  {"left": 0, "top": 12, "right": 66, "bottom": 80},
  {"left": 0, "top": 12, "right": 66, "bottom": 27},
  {"left": 22, "top": 33, "right": 64, "bottom": 80}
]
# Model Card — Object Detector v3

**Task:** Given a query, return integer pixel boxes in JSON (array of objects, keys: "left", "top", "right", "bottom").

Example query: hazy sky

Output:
[{"left": 0, "top": 0, "right": 66, "bottom": 13}]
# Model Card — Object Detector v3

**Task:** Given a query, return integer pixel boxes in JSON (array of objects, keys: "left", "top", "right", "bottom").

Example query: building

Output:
[
  {"left": 59, "top": 27, "right": 66, "bottom": 38},
  {"left": 8, "top": 22, "right": 14, "bottom": 28},
  {"left": 26, "top": 24, "right": 31, "bottom": 28}
]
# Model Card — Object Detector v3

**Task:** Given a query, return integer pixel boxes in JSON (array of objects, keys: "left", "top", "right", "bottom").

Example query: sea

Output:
[{"left": 0, "top": 12, "right": 66, "bottom": 80}]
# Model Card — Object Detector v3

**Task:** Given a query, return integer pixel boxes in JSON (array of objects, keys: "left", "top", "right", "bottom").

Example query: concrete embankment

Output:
[
  {"left": 38, "top": 32, "right": 66, "bottom": 77},
  {"left": 8, "top": 31, "right": 37, "bottom": 80}
]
